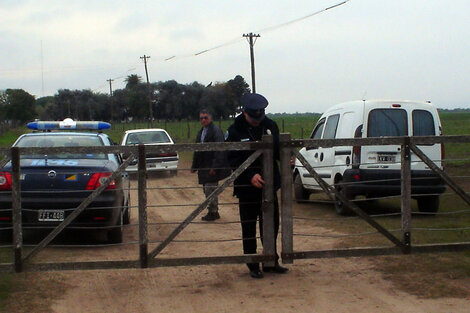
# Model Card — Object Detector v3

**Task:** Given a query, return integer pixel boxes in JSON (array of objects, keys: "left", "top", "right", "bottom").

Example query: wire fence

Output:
[{"left": 1, "top": 134, "right": 470, "bottom": 272}]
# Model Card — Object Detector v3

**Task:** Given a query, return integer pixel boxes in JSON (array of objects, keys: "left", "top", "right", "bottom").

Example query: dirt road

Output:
[{"left": 6, "top": 168, "right": 470, "bottom": 312}]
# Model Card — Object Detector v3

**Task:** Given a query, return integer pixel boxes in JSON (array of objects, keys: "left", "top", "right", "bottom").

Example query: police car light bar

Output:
[{"left": 27, "top": 118, "right": 111, "bottom": 130}]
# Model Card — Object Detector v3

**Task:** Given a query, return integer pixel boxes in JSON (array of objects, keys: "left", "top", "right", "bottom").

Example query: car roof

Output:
[{"left": 124, "top": 128, "right": 168, "bottom": 134}]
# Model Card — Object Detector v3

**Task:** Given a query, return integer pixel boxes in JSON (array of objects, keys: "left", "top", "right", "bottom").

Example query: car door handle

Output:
[{"left": 320, "top": 152, "right": 324, "bottom": 162}]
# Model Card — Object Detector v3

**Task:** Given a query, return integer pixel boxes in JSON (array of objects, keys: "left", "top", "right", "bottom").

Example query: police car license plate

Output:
[
  {"left": 38, "top": 210, "right": 64, "bottom": 222},
  {"left": 377, "top": 154, "right": 396, "bottom": 163}
]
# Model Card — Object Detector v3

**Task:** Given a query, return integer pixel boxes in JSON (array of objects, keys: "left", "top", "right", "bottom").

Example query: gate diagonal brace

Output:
[
  {"left": 148, "top": 150, "right": 264, "bottom": 260},
  {"left": 22, "top": 152, "right": 137, "bottom": 263},
  {"left": 0, "top": 156, "right": 11, "bottom": 169},
  {"left": 293, "top": 150, "right": 405, "bottom": 248},
  {"left": 409, "top": 143, "right": 470, "bottom": 206}
]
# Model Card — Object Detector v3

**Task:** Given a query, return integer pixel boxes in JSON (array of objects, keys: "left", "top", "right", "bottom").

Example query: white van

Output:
[{"left": 293, "top": 100, "right": 445, "bottom": 215}]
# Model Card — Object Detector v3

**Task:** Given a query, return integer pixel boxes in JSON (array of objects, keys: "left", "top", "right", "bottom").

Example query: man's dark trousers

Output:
[{"left": 238, "top": 193, "right": 280, "bottom": 270}]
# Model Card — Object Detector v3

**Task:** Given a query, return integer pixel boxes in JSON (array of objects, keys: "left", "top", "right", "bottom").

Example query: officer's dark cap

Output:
[{"left": 241, "top": 93, "right": 268, "bottom": 122}]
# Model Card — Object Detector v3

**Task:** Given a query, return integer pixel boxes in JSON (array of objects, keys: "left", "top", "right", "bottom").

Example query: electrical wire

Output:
[{"left": 166, "top": 0, "right": 350, "bottom": 60}]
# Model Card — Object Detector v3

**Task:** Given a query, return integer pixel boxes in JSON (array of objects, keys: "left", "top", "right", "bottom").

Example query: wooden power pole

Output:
[
  {"left": 242, "top": 33, "right": 260, "bottom": 93},
  {"left": 107, "top": 78, "right": 114, "bottom": 121},
  {"left": 140, "top": 55, "right": 153, "bottom": 124}
]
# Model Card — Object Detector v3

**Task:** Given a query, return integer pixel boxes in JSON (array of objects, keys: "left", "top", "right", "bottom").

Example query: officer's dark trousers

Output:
[{"left": 238, "top": 192, "right": 279, "bottom": 271}]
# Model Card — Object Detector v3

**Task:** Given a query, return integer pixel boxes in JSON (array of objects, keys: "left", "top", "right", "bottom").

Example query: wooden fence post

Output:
[
  {"left": 138, "top": 144, "right": 148, "bottom": 268},
  {"left": 11, "top": 147, "right": 23, "bottom": 272},
  {"left": 401, "top": 137, "right": 412, "bottom": 254},
  {"left": 279, "top": 133, "right": 294, "bottom": 264},
  {"left": 262, "top": 135, "right": 276, "bottom": 267}
]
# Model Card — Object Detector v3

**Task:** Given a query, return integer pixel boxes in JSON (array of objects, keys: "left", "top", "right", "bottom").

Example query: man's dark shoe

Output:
[
  {"left": 249, "top": 269, "right": 264, "bottom": 279},
  {"left": 263, "top": 263, "right": 289, "bottom": 274},
  {"left": 201, "top": 212, "right": 220, "bottom": 221}
]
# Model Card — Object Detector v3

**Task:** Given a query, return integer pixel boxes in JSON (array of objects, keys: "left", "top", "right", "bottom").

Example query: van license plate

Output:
[
  {"left": 38, "top": 210, "right": 64, "bottom": 221},
  {"left": 377, "top": 155, "right": 395, "bottom": 163}
]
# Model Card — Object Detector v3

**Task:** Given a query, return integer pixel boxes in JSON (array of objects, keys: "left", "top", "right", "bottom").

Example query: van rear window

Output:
[
  {"left": 412, "top": 110, "right": 435, "bottom": 136},
  {"left": 368, "top": 109, "right": 408, "bottom": 137}
]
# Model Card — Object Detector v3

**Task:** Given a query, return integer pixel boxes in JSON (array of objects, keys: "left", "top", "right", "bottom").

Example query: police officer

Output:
[{"left": 226, "top": 93, "right": 288, "bottom": 279}]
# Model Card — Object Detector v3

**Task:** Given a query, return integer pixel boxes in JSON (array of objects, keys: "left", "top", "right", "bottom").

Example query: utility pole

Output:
[
  {"left": 140, "top": 55, "right": 153, "bottom": 124},
  {"left": 107, "top": 78, "right": 114, "bottom": 122},
  {"left": 242, "top": 33, "right": 260, "bottom": 93}
]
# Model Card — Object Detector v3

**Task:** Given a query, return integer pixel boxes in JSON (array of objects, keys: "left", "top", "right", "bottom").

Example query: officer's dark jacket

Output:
[
  {"left": 191, "top": 122, "right": 229, "bottom": 184},
  {"left": 226, "top": 113, "right": 281, "bottom": 198}
]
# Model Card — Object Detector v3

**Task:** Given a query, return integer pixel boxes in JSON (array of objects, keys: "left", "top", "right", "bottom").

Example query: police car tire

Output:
[
  {"left": 417, "top": 195, "right": 439, "bottom": 214},
  {"left": 0, "top": 229, "right": 12, "bottom": 243},
  {"left": 294, "top": 174, "right": 310, "bottom": 203},
  {"left": 123, "top": 200, "right": 130, "bottom": 225},
  {"left": 108, "top": 227, "right": 123, "bottom": 244}
]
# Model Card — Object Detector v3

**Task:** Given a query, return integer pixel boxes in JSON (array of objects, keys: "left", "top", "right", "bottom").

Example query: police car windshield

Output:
[{"left": 16, "top": 134, "right": 107, "bottom": 159}]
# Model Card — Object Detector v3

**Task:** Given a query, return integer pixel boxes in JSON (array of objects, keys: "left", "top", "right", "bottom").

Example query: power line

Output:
[
  {"left": 256, "top": 0, "right": 350, "bottom": 34},
  {"left": 168, "top": 0, "right": 351, "bottom": 60}
]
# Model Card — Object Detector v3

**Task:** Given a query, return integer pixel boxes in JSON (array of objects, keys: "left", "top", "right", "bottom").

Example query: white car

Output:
[
  {"left": 120, "top": 129, "right": 178, "bottom": 175},
  {"left": 294, "top": 100, "right": 445, "bottom": 215}
]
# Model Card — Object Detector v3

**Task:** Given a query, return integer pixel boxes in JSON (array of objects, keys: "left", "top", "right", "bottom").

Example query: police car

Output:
[{"left": 0, "top": 119, "right": 130, "bottom": 243}]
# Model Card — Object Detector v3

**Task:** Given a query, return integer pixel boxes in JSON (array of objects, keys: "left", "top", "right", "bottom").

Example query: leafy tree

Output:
[
  {"left": 125, "top": 74, "right": 142, "bottom": 89},
  {"left": 35, "top": 96, "right": 56, "bottom": 120},
  {"left": 2, "top": 74, "right": 250, "bottom": 125},
  {"left": 227, "top": 75, "right": 250, "bottom": 114},
  {"left": 0, "top": 89, "right": 36, "bottom": 124}
]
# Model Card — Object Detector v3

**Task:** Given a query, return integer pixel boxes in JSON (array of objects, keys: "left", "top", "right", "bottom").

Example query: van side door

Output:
[
  {"left": 319, "top": 114, "right": 340, "bottom": 186},
  {"left": 298, "top": 118, "right": 325, "bottom": 190}
]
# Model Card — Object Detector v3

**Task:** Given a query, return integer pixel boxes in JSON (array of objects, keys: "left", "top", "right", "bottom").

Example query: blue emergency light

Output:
[{"left": 27, "top": 118, "right": 111, "bottom": 130}]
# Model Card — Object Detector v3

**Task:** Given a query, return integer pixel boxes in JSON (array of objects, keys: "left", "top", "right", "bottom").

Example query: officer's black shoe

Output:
[
  {"left": 201, "top": 212, "right": 220, "bottom": 221},
  {"left": 249, "top": 269, "right": 264, "bottom": 279},
  {"left": 263, "top": 263, "right": 289, "bottom": 274}
]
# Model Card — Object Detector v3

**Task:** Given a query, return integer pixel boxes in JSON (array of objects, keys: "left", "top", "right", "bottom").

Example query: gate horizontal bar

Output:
[{"left": 283, "top": 242, "right": 470, "bottom": 260}]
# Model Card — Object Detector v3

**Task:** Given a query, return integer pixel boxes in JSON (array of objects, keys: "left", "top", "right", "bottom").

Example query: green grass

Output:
[{"left": 0, "top": 273, "right": 13, "bottom": 311}]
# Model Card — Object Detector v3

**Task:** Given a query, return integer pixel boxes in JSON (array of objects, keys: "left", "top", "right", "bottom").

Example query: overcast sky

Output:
[{"left": 1, "top": 0, "right": 469, "bottom": 113}]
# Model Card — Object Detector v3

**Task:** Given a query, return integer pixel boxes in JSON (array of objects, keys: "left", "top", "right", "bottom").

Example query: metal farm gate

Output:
[
  {"left": 0, "top": 137, "right": 279, "bottom": 272},
  {"left": 0, "top": 134, "right": 470, "bottom": 273},
  {"left": 279, "top": 134, "right": 470, "bottom": 264}
]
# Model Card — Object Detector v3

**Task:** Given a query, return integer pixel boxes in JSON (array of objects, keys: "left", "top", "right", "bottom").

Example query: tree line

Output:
[{"left": 0, "top": 74, "right": 251, "bottom": 126}]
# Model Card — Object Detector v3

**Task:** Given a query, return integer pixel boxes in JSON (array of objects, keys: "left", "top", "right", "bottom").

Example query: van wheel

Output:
[
  {"left": 294, "top": 174, "right": 310, "bottom": 203},
  {"left": 417, "top": 195, "right": 439, "bottom": 214},
  {"left": 334, "top": 179, "right": 353, "bottom": 215}
]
